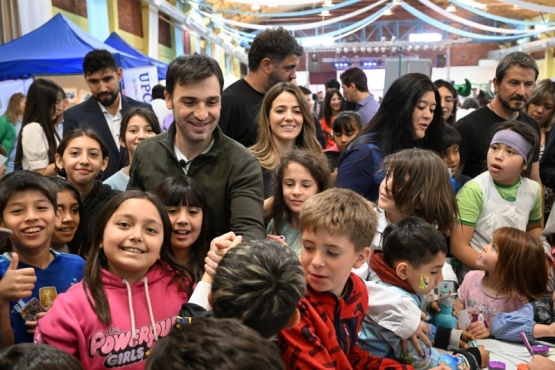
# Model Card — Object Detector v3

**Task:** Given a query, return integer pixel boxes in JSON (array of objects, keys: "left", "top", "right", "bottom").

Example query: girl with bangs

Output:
[{"left": 153, "top": 175, "right": 209, "bottom": 283}]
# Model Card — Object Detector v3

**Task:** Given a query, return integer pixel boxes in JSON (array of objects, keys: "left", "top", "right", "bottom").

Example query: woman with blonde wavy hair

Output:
[{"left": 249, "top": 82, "right": 322, "bottom": 199}]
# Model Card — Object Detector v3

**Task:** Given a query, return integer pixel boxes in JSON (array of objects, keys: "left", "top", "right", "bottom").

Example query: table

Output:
[{"left": 476, "top": 339, "right": 555, "bottom": 370}]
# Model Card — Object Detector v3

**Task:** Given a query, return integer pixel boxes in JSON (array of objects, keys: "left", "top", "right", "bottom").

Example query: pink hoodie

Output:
[{"left": 35, "top": 263, "right": 189, "bottom": 370}]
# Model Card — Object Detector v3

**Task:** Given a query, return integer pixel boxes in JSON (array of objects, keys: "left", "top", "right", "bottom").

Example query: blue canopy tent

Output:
[
  {"left": 0, "top": 13, "right": 152, "bottom": 81},
  {"left": 105, "top": 32, "right": 168, "bottom": 79}
]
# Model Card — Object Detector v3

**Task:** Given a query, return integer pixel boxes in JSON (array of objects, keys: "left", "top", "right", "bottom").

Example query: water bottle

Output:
[{"left": 433, "top": 287, "right": 458, "bottom": 329}]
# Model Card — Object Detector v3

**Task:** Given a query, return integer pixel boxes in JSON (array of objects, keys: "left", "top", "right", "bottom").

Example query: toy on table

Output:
[
  {"left": 532, "top": 344, "right": 549, "bottom": 357},
  {"left": 488, "top": 360, "right": 506, "bottom": 370}
]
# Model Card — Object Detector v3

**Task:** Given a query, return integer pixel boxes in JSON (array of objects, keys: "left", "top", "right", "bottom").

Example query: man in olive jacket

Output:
[{"left": 128, "top": 54, "right": 265, "bottom": 242}]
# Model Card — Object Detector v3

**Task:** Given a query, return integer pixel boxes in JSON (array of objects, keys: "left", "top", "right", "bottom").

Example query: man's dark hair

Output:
[
  {"left": 298, "top": 86, "right": 312, "bottom": 95},
  {"left": 325, "top": 78, "right": 340, "bottom": 90},
  {"left": 340, "top": 67, "right": 369, "bottom": 93},
  {"left": 248, "top": 27, "right": 303, "bottom": 71},
  {"left": 152, "top": 84, "right": 166, "bottom": 100},
  {"left": 165, "top": 53, "right": 224, "bottom": 95},
  {"left": 82, "top": 49, "right": 117, "bottom": 75},
  {"left": 495, "top": 52, "right": 539, "bottom": 83}
]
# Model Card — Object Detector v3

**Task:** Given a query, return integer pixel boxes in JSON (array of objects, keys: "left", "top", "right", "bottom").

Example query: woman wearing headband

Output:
[{"left": 450, "top": 120, "right": 542, "bottom": 282}]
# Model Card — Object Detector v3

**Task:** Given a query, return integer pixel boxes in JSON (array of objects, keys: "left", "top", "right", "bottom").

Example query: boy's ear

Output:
[
  {"left": 395, "top": 262, "right": 409, "bottom": 281},
  {"left": 284, "top": 308, "right": 301, "bottom": 330},
  {"left": 353, "top": 246, "right": 371, "bottom": 269}
]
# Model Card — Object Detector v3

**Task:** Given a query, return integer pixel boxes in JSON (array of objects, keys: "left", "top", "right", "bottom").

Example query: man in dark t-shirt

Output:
[
  {"left": 219, "top": 27, "right": 303, "bottom": 148},
  {"left": 455, "top": 52, "right": 540, "bottom": 182}
]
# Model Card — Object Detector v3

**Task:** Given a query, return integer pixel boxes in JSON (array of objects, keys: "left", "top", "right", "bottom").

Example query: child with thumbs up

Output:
[{"left": 0, "top": 171, "right": 84, "bottom": 346}]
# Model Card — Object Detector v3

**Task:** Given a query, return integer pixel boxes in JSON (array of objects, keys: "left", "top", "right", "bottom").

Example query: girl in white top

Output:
[
  {"left": 104, "top": 107, "right": 161, "bottom": 191},
  {"left": 16, "top": 79, "right": 64, "bottom": 176}
]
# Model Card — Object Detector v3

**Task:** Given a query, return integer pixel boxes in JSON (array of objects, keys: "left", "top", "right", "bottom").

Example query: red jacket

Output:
[{"left": 277, "top": 272, "right": 413, "bottom": 370}]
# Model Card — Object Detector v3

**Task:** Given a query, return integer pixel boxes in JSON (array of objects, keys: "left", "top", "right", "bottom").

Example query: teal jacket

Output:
[{"left": 0, "top": 114, "right": 16, "bottom": 155}]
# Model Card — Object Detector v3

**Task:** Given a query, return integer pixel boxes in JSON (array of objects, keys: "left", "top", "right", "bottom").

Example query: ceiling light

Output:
[
  {"left": 319, "top": 10, "right": 330, "bottom": 16},
  {"left": 446, "top": 4, "right": 456, "bottom": 12},
  {"left": 456, "top": 0, "right": 487, "bottom": 10},
  {"left": 251, "top": 4, "right": 260, "bottom": 10},
  {"left": 323, "top": 0, "right": 333, "bottom": 6},
  {"left": 384, "top": 9, "right": 393, "bottom": 15},
  {"left": 409, "top": 33, "right": 442, "bottom": 42}
]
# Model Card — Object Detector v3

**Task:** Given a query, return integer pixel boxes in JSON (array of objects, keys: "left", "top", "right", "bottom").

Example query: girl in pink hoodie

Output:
[{"left": 35, "top": 190, "right": 193, "bottom": 370}]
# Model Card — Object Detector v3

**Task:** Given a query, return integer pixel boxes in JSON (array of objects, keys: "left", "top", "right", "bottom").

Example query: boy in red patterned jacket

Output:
[{"left": 277, "top": 189, "right": 412, "bottom": 370}]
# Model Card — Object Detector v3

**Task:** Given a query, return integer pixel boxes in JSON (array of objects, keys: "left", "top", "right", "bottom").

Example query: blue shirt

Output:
[
  {"left": 0, "top": 251, "right": 85, "bottom": 343},
  {"left": 356, "top": 94, "right": 380, "bottom": 126}
]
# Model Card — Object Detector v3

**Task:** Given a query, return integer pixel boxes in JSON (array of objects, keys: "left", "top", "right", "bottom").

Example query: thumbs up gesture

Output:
[{"left": 0, "top": 253, "right": 37, "bottom": 304}]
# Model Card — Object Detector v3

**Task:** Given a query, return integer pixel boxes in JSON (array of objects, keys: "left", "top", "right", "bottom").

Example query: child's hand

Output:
[
  {"left": 477, "top": 345, "right": 490, "bottom": 368},
  {"left": 403, "top": 314, "right": 432, "bottom": 357},
  {"left": 528, "top": 354, "right": 555, "bottom": 370},
  {"left": 205, "top": 233, "right": 243, "bottom": 278},
  {"left": 428, "top": 300, "right": 441, "bottom": 314},
  {"left": 461, "top": 330, "right": 475, "bottom": 343},
  {"left": 466, "top": 321, "right": 491, "bottom": 339},
  {"left": 0, "top": 253, "right": 36, "bottom": 303},
  {"left": 25, "top": 311, "right": 47, "bottom": 334}
]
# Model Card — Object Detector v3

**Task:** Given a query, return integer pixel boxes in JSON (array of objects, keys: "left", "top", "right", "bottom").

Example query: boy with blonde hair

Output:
[{"left": 277, "top": 188, "right": 410, "bottom": 369}]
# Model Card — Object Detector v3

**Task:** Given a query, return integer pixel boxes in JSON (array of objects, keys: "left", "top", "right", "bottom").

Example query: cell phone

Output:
[{"left": 20, "top": 297, "right": 46, "bottom": 322}]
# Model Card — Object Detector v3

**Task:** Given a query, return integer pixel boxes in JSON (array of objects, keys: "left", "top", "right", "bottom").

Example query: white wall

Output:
[{"left": 302, "top": 59, "right": 498, "bottom": 100}]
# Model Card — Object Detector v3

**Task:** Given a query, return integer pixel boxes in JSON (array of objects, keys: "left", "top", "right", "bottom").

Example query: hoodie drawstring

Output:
[
  {"left": 122, "top": 279, "right": 137, "bottom": 345},
  {"left": 122, "top": 278, "right": 159, "bottom": 345},
  {"left": 143, "top": 277, "right": 159, "bottom": 342}
]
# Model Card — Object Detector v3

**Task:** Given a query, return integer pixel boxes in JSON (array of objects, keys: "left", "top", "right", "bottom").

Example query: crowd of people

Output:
[{"left": 0, "top": 26, "right": 554, "bottom": 370}]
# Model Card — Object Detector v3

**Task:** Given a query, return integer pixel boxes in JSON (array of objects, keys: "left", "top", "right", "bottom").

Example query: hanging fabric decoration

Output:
[
  {"left": 400, "top": 2, "right": 545, "bottom": 41},
  {"left": 495, "top": 0, "right": 555, "bottom": 14},
  {"left": 451, "top": 0, "right": 555, "bottom": 26},
  {"left": 418, "top": 0, "right": 555, "bottom": 34}
]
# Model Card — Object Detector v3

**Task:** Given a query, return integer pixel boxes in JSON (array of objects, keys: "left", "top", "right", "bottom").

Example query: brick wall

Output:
[
  {"left": 52, "top": 0, "right": 86, "bottom": 17},
  {"left": 158, "top": 13, "right": 171, "bottom": 48},
  {"left": 118, "top": 0, "right": 142, "bottom": 37}
]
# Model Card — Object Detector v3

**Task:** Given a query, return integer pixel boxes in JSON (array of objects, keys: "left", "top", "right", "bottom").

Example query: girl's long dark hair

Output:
[
  {"left": 83, "top": 191, "right": 193, "bottom": 325},
  {"left": 16, "top": 79, "right": 61, "bottom": 165},
  {"left": 152, "top": 175, "right": 209, "bottom": 283},
  {"left": 355, "top": 73, "right": 444, "bottom": 156},
  {"left": 48, "top": 176, "right": 87, "bottom": 256}
]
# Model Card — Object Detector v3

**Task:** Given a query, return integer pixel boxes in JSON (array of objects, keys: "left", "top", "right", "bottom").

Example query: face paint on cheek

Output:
[{"left": 419, "top": 273, "right": 430, "bottom": 289}]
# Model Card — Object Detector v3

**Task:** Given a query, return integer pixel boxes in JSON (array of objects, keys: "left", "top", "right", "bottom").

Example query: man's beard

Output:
[
  {"left": 96, "top": 91, "right": 118, "bottom": 107},
  {"left": 498, "top": 94, "right": 527, "bottom": 112},
  {"left": 268, "top": 71, "right": 290, "bottom": 88}
]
